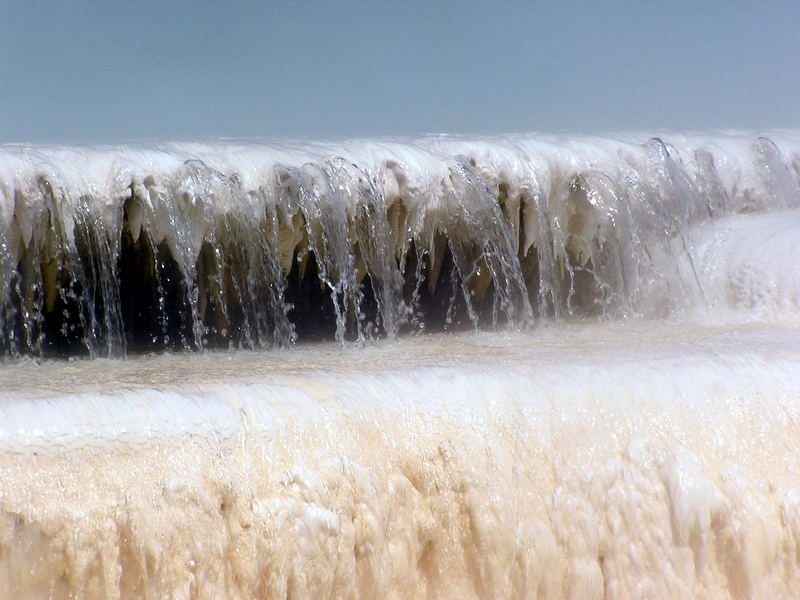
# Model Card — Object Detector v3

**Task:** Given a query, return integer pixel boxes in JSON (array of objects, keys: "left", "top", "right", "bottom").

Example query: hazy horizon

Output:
[{"left": 2, "top": 0, "right": 799, "bottom": 143}]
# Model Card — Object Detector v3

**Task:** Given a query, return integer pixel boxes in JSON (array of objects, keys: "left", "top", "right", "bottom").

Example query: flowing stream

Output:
[{"left": 1, "top": 132, "right": 800, "bottom": 599}]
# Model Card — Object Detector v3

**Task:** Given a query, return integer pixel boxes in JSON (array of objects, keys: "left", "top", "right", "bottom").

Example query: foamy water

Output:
[{"left": 1, "top": 132, "right": 800, "bottom": 598}]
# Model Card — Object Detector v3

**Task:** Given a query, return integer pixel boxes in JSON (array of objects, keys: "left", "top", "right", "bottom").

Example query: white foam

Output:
[
  {"left": 3, "top": 131, "right": 800, "bottom": 597},
  {"left": 690, "top": 209, "right": 800, "bottom": 320},
  {"left": 3, "top": 131, "right": 800, "bottom": 356},
  {"left": 1, "top": 326, "right": 800, "bottom": 598}
]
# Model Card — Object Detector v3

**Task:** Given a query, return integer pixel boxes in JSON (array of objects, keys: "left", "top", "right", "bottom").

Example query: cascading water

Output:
[
  {"left": 7, "top": 132, "right": 796, "bottom": 356},
  {"left": 2, "top": 132, "right": 800, "bottom": 599}
]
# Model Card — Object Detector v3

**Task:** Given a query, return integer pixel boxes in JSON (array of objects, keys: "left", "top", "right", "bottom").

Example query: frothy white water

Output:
[
  {"left": 690, "top": 209, "right": 800, "bottom": 321},
  {"left": 2, "top": 326, "right": 800, "bottom": 599},
  {"left": 2, "top": 131, "right": 800, "bottom": 599},
  {"left": 1, "top": 131, "right": 799, "bottom": 355}
]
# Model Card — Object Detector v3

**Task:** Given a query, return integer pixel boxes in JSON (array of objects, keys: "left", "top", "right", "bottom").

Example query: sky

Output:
[{"left": 1, "top": 0, "right": 799, "bottom": 143}]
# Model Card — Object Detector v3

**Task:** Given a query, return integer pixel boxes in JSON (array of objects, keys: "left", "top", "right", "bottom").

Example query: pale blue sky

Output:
[{"left": 1, "top": 0, "right": 798, "bottom": 143}]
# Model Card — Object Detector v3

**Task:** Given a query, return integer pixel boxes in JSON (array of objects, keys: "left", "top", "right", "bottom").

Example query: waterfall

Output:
[
  {"left": 2, "top": 132, "right": 798, "bottom": 356},
  {"left": 2, "top": 131, "right": 800, "bottom": 599}
]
